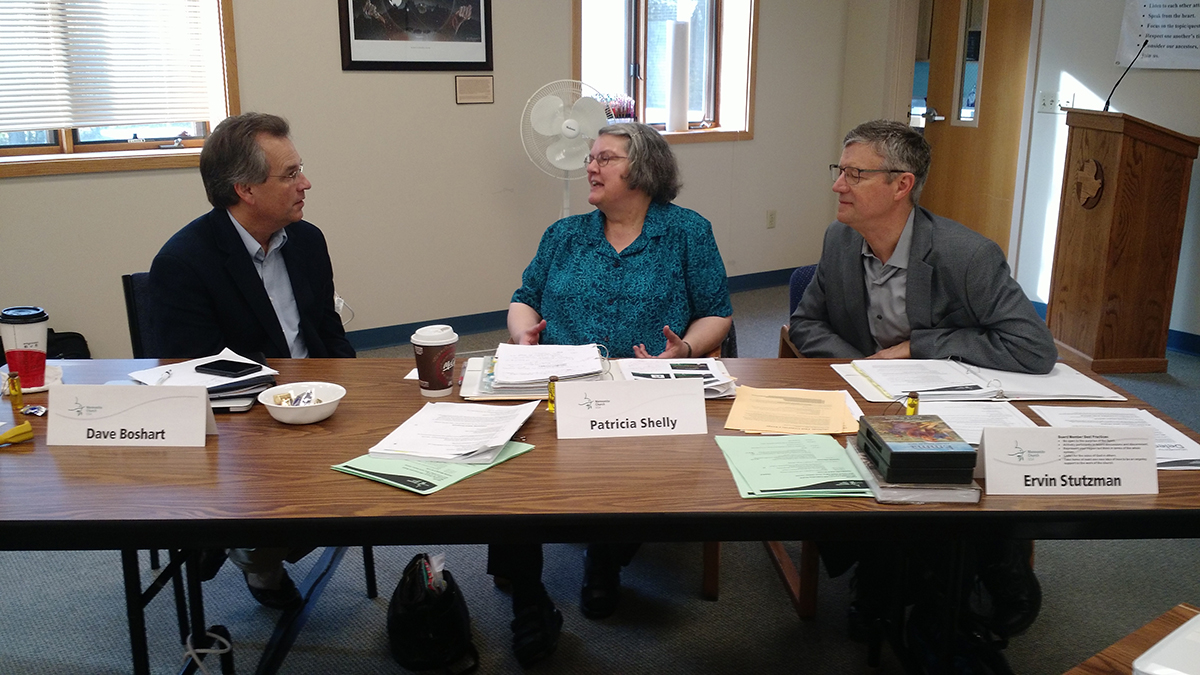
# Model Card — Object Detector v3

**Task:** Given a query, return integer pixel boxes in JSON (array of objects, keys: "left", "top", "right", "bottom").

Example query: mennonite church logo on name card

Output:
[
  {"left": 555, "top": 379, "right": 707, "bottom": 440},
  {"left": 47, "top": 384, "right": 210, "bottom": 447}
]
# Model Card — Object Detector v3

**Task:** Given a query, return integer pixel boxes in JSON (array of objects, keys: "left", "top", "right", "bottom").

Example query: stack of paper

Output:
[
  {"left": 845, "top": 438, "right": 982, "bottom": 504},
  {"left": 128, "top": 348, "right": 277, "bottom": 400},
  {"left": 724, "top": 386, "right": 862, "bottom": 434},
  {"left": 368, "top": 400, "right": 538, "bottom": 464},
  {"left": 614, "top": 358, "right": 736, "bottom": 398},
  {"left": 492, "top": 344, "right": 604, "bottom": 383},
  {"left": 716, "top": 434, "right": 873, "bottom": 498},
  {"left": 1030, "top": 405, "right": 1200, "bottom": 469},
  {"left": 333, "top": 441, "right": 533, "bottom": 495},
  {"left": 839, "top": 359, "right": 1126, "bottom": 402}
]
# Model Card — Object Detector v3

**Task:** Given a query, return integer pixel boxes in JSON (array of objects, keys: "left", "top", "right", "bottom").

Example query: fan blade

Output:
[
  {"left": 570, "top": 96, "right": 609, "bottom": 138},
  {"left": 545, "top": 136, "right": 590, "bottom": 171},
  {"left": 530, "top": 96, "right": 566, "bottom": 136}
]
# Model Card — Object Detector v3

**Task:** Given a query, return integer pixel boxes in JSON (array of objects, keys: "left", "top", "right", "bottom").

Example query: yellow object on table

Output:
[{"left": 0, "top": 421, "right": 33, "bottom": 446}]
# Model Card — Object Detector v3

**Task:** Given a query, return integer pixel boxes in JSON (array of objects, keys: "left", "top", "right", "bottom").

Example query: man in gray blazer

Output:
[
  {"left": 791, "top": 120, "right": 1055, "bottom": 648},
  {"left": 789, "top": 120, "right": 1056, "bottom": 374}
]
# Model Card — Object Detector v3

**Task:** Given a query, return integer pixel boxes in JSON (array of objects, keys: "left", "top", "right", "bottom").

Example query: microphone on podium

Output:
[{"left": 1103, "top": 38, "right": 1149, "bottom": 112}]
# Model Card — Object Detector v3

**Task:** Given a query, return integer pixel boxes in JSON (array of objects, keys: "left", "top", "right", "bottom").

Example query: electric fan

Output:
[{"left": 519, "top": 80, "right": 612, "bottom": 219}]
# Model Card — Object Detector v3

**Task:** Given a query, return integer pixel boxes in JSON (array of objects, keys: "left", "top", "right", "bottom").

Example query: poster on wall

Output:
[
  {"left": 339, "top": 0, "right": 493, "bottom": 71},
  {"left": 1119, "top": 0, "right": 1200, "bottom": 69}
]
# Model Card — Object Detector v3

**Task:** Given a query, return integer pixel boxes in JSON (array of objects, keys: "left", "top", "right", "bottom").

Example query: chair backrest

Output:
[
  {"left": 121, "top": 273, "right": 159, "bottom": 358},
  {"left": 788, "top": 264, "right": 818, "bottom": 315}
]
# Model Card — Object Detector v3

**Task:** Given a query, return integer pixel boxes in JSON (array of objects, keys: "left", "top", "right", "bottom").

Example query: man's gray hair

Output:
[
  {"left": 597, "top": 122, "right": 682, "bottom": 204},
  {"left": 843, "top": 119, "right": 931, "bottom": 205},
  {"left": 200, "top": 112, "right": 291, "bottom": 208}
]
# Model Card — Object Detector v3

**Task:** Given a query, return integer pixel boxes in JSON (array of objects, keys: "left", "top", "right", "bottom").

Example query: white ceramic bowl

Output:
[{"left": 257, "top": 382, "right": 346, "bottom": 425}]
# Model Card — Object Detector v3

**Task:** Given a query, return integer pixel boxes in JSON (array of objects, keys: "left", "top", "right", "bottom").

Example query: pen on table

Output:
[{"left": 155, "top": 369, "right": 173, "bottom": 386}]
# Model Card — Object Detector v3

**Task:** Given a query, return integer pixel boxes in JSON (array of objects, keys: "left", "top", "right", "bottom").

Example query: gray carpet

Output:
[{"left": 4, "top": 285, "right": 1200, "bottom": 674}]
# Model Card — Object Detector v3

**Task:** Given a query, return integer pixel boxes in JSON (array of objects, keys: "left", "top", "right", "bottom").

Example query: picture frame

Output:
[{"left": 339, "top": 0, "right": 493, "bottom": 71}]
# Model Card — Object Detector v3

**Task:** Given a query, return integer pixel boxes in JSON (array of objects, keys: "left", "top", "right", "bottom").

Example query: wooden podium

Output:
[{"left": 1047, "top": 110, "right": 1199, "bottom": 373}]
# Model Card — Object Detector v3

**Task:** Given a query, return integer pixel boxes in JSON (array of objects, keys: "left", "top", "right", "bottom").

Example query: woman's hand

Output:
[
  {"left": 518, "top": 319, "right": 547, "bottom": 345},
  {"left": 508, "top": 302, "right": 546, "bottom": 345},
  {"left": 633, "top": 325, "right": 690, "bottom": 359}
]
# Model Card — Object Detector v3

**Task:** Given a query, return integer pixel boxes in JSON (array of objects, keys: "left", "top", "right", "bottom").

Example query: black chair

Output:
[
  {"left": 121, "top": 273, "right": 158, "bottom": 359},
  {"left": 120, "top": 273, "right": 378, "bottom": 600}
]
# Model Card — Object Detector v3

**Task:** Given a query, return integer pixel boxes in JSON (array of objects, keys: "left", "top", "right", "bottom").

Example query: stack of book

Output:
[{"left": 857, "top": 414, "right": 976, "bottom": 484}]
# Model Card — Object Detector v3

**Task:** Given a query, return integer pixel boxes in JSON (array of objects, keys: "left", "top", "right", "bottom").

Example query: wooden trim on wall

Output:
[{"left": 0, "top": 0, "right": 240, "bottom": 179}]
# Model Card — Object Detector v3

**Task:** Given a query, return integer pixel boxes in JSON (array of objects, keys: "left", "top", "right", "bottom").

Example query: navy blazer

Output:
[
  {"left": 148, "top": 208, "right": 355, "bottom": 359},
  {"left": 788, "top": 207, "right": 1056, "bottom": 374}
]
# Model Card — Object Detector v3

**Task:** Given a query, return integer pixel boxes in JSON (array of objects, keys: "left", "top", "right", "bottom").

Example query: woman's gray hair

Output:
[
  {"left": 200, "top": 112, "right": 291, "bottom": 208},
  {"left": 843, "top": 119, "right": 931, "bottom": 205},
  {"left": 597, "top": 122, "right": 682, "bottom": 204}
]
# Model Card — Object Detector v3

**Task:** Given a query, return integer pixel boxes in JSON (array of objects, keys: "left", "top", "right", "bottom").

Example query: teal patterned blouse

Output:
[{"left": 512, "top": 202, "right": 732, "bottom": 358}]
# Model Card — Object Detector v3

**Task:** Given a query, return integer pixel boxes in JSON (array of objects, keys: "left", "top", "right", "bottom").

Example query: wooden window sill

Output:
[
  {"left": 660, "top": 128, "right": 754, "bottom": 144},
  {"left": 0, "top": 148, "right": 201, "bottom": 179}
]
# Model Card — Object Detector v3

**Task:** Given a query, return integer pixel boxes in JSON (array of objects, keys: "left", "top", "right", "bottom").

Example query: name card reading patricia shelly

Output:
[
  {"left": 983, "top": 426, "right": 1157, "bottom": 495},
  {"left": 556, "top": 379, "right": 707, "bottom": 440},
  {"left": 48, "top": 384, "right": 209, "bottom": 447}
]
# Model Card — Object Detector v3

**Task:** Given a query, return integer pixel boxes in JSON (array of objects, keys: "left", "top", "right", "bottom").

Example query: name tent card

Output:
[
  {"left": 982, "top": 426, "right": 1157, "bottom": 495},
  {"left": 47, "top": 384, "right": 210, "bottom": 447},
  {"left": 555, "top": 379, "right": 707, "bottom": 440}
]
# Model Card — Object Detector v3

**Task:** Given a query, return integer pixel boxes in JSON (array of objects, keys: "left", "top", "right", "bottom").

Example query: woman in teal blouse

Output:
[{"left": 494, "top": 123, "right": 733, "bottom": 667}]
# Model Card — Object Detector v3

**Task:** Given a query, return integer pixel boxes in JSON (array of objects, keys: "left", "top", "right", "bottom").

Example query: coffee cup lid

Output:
[
  {"left": 0, "top": 306, "right": 48, "bottom": 324},
  {"left": 411, "top": 324, "right": 458, "bottom": 346}
]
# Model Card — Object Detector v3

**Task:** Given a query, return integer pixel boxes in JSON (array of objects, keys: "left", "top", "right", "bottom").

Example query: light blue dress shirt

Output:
[
  {"left": 229, "top": 212, "right": 309, "bottom": 358},
  {"left": 861, "top": 208, "right": 915, "bottom": 350}
]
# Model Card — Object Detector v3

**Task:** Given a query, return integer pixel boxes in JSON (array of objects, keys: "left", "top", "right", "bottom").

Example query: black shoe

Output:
[
  {"left": 847, "top": 600, "right": 879, "bottom": 644},
  {"left": 511, "top": 590, "right": 562, "bottom": 668},
  {"left": 846, "top": 564, "right": 884, "bottom": 643},
  {"left": 244, "top": 569, "right": 302, "bottom": 610},
  {"left": 196, "top": 548, "right": 228, "bottom": 582},
  {"left": 977, "top": 541, "right": 1041, "bottom": 637},
  {"left": 580, "top": 550, "right": 622, "bottom": 619}
]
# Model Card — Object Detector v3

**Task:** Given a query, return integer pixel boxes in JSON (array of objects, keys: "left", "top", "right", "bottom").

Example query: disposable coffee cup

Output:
[
  {"left": 1, "top": 306, "right": 49, "bottom": 389},
  {"left": 411, "top": 324, "right": 458, "bottom": 397}
]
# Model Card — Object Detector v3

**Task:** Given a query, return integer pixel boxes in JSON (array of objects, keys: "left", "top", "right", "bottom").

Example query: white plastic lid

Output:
[{"left": 410, "top": 324, "right": 458, "bottom": 347}]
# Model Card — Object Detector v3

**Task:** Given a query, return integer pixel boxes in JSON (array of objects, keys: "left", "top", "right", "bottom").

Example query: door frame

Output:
[{"left": 880, "top": 0, "right": 1045, "bottom": 278}]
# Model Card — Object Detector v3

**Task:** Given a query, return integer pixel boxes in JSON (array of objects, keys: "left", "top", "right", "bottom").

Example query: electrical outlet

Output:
[
  {"left": 766, "top": 209, "right": 777, "bottom": 229},
  {"left": 1038, "top": 90, "right": 1074, "bottom": 114}
]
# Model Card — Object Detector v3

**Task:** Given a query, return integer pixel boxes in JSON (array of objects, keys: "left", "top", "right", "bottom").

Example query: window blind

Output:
[{"left": 0, "top": 0, "right": 217, "bottom": 133}]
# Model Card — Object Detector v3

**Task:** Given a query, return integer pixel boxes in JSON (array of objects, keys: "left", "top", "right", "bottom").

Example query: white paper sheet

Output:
[{"left": 1030, "top": 406, "right": 1200, "bottom": 469}]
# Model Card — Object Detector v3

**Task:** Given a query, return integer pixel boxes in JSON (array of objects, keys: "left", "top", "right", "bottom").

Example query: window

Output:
[
  {"left": 0, "top": 0, "right": 239, "bottom": 178},
  {"left": 575, "top": 0, "right": 757, "bottom": 142}
]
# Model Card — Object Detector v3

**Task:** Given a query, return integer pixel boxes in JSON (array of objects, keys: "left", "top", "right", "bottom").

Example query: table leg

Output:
[
  {"left": 254, "top": 546, "right": 348, "bottom": 675},
  {"left": 122, "top": 549, "right": 152, "bottom": 675}
]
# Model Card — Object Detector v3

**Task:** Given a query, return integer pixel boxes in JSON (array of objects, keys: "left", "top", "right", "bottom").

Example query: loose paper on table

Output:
[
  {"left": 836, "top": 360, "right": 1125, "bottom": 402},
  {"left": 918, "top": 401, "right": 1038, "bottom": 445},
  {"left": 614, "top": 358, "right": 736, "bottom": 398},
  {"left": 725, "top": 386, "right": 861, "bottom": 434},
  {"left": 1030, "top": 405, "right": 1200, "bottom": 469},
  {"left": 716, "top": 434, "right": 872, "bottom": 498},
  {"left": 369, "top": 400, "right": 538, "bottom": 463},
  {"left": 334, "top": 441, "right": 533, "bottom": 495},
  {"left": 129, "top": 348, "right": 278, "bottom": 390}
]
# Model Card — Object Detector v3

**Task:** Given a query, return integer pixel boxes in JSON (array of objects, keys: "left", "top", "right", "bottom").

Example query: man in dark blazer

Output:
[
  {"left": 149, "top": 112, "right": 355, "bottom": 609},
  {"left": 789, "top": 120, "right": 1054, "bottom": 648}
]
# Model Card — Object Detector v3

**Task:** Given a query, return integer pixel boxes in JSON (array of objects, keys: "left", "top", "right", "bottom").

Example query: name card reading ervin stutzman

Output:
[
  {"left": 47, "top": 384, "right": 210, "bottom": 447},
  {"left": 983, "top": 426, "right": 1157, "bottom": 495},
  {"left": 555, "top": 379, "right": 707, "bottom": 440}
]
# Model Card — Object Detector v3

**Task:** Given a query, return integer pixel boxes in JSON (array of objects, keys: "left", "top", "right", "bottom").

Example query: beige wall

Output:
[{"left": 0, "top": 1, "right": 858, "bottom": 358}]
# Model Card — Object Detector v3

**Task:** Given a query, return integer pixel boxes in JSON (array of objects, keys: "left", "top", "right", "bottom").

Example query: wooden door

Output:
[{"left": 920, "top": 0, "right": 1032, "bottom": 254}]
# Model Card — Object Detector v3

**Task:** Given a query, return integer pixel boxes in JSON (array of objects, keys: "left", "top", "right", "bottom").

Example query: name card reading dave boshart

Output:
[
  {"left": 555, "top": 378, "right": 707, "bottom": 440},
  {"left": 982, "top": 426, "right": 1157, "bottom": 495},
  {"left": 47, "top": 384, "right": 212, "bottom": 447}
]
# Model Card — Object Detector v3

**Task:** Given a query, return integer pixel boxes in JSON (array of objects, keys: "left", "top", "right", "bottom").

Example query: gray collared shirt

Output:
[
  {"left": 229, "top": 212, "right": 309, "bottom": 358},
  {"left": 861, "top": 208, "right": 915, "bottom": 351}
]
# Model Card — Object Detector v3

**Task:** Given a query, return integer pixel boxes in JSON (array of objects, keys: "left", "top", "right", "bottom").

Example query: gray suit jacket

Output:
[{"left": 788, "top": 207, "right": 1057, "bottom": 374}]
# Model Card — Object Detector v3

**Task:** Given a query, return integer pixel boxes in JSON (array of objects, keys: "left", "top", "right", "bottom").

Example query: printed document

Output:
[
  {"left": 716, "top": 434, "right": 872, "bottom": 499},
  {"left": 492, "top": 344, "right": 603, "bottom": 384},
  {"left": 334, "top": 441, "right": 533, "bottom": 495},
  {"left": 128, "top": 348, "right": 278, "bottom": 389},
  {"left": 840, "top": 360, "right": 1125, "bottom": 402},
  {"left": 369, "top": 400, "right": 538, "bottom": 463},
  {"left": 1030, "top": 405, "right": 1200, "bottom": 469},
  {"left": 918, "top": 401, "right": 1038, "bottom": 445},
  {"left": 724, "top": 386, "right": 861, "bottom": 434}
]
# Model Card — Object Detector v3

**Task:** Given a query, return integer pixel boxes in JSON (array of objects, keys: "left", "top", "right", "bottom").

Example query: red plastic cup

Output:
[{"left": 1, "top": 306, "right": 49, "bottom": 389}]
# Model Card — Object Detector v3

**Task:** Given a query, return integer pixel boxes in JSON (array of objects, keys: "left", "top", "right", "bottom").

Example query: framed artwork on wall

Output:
[{"left": 339, "top": 0, "right": 493, "bottom": 71}]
